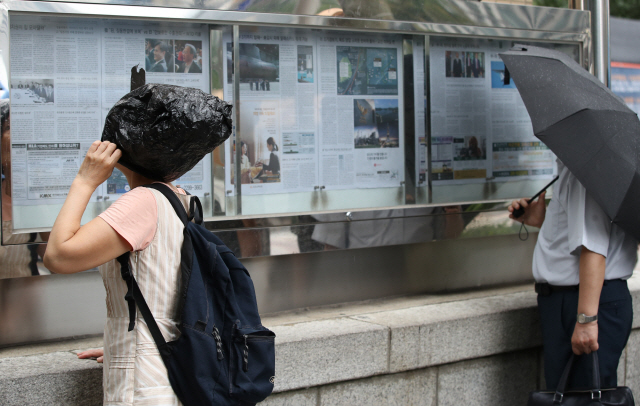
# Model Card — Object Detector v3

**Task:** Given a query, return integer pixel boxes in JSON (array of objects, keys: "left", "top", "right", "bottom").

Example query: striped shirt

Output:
[{"left": 99, "top": 187, "right": 190, "bottom": 405}]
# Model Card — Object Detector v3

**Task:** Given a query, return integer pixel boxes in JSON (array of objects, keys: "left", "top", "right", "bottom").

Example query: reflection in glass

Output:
[{"left": 0, "top": 100, "right": 46, "bottom": 278}]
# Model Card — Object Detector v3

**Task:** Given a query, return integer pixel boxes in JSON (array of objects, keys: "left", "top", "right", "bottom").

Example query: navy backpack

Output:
[{"left": 117, "top": 183, "right": 276, "bottom": 406}]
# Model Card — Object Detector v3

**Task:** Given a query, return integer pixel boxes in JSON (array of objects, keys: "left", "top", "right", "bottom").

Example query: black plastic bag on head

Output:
[{"left": 102, "top": 83, "right": 232, "bottom": 182}]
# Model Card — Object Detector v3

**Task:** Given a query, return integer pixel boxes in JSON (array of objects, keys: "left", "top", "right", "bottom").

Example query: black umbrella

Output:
[{"left": 500, "top": 44, "right": 640, "bottom": 241}]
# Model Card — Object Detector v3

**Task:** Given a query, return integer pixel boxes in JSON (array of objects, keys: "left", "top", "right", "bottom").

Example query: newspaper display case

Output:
[{"left": 0, "top": 0, "right": 595, "bottom": 346}]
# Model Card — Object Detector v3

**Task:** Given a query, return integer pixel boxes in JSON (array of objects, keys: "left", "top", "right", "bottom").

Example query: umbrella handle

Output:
[
  {"left": 512, "top": 204, "right": 528, "bottom": 219},
  {"left": 511, "top": 175, "right": 559, "bottom": 220}
]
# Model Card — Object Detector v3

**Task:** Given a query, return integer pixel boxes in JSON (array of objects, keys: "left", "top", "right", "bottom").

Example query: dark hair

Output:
[
  {"left": 266, "top": 137, "right": 278, "bottom": 152},
  {"left": 240, "top": 141, "right": 249, "bottom": 155},
  {"left": 155, "top": 41, "right": 169, "bottom": 54}
]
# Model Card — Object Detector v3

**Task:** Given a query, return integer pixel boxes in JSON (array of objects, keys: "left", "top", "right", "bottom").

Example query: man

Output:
[
  {"left": 148, "top": 41, "right": 169, "bottom": 73},
  {"left": 466, "top": 136, "right": 482, "bottom": 159},
  {"left": 509, "top": 160, "right": 636, "bottom": 390},
  {"left": 46, "top": 85, "right": 54, "bottom": 103},
  {"left": 178, "top": 44, "right": 201, "bottom": 73},
  {"left": 452, "top": 52, "right": 463, "bottom": 78},
  {"left": 144, "top": 40, "right": 153, "bottom": 71}
]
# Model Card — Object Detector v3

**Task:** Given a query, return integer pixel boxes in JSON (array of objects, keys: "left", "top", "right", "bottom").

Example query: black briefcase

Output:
[{"left": 528, "top": 352, "right": 634, "bottom": 405}]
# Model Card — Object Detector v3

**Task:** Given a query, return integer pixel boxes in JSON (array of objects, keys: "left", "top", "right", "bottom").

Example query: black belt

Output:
[
  {"left": 535, "top": 282, "right": 578, "bottom": 296},
  {"left": 535, "top": 279, "right": 625, "bottom": 297}
]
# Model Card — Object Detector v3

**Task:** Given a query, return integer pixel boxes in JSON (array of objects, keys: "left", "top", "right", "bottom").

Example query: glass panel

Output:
[
  {"left": 220, "top": 27, "right": 423, "bottom": 216},
  {"left": 6, "top": 14, "right": 215, "bottom": 231},
  {"left": 426, "top": 36, "right": 580, "bottom": 204},
  {"left": 3, "top": 14, "right": 583, "bottom": 234}
]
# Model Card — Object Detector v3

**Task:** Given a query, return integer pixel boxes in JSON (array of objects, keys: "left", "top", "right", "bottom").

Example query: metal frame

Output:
[
  {"left": 0, "top": 0, "right": 591, "bottom": 252},
  {"left": 232, "top": 24, "right": 241, "bottom": 215},
  {"left": 0, "top": 0, "right": 603, "bottom": 348},
  {"left": 4, "top": 1, "right": 590, "bottom": 37}
]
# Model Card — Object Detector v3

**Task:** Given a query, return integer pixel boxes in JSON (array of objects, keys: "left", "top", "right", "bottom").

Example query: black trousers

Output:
[{"left": 537, "top": 279, "right": 632, "bottom": 390}]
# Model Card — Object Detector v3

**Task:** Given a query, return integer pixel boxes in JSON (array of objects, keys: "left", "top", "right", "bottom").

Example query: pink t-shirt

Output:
[{"left": 98, "top": 184, "right": 185, "bottom": 251}]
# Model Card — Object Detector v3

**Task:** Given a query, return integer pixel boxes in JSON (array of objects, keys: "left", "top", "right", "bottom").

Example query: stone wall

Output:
[{"left": 2, "top": 277, "right": 640, "bottom": 406}]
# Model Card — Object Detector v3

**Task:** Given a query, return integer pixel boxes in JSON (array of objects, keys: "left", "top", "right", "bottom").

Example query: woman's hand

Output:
[
  {"left": 76, "top": 141, "right": 121, "bottom": 190},
  {"left": 44, "top": 140, "right": 129, "bottom": 274},
  {"left": 508, "top": 191, "right": 546, "bottom": 228},
  {"left": 78, "top": 348, "right": 104, "bottom": 363}
]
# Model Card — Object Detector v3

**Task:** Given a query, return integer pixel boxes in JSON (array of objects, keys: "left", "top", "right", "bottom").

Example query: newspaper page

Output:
[
  {"left": 429, "top": 38, "right": 490, "bottom": 184},
  {"left": 231, "top": 30, "right": 320, "bottom": 197},
  {"left": 317, "top": 32, "right": 404, "bottom": 190},
  {"left": 9, "top": 17, "right": 103, "bottom": 205},
  {"left": 223, "top": 29, "right": 405, "bottom": 196},
  {"left": 9, "top": 16, "right": 212, "bottom": 217},
  {"left": 429, "top": 37, "right": 556, "bottom": 185}
]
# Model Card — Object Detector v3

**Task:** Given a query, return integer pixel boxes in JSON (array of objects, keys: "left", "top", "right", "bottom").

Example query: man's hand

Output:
[
  {"left": 508, "top": 191, "right": 546, "bottom": 228},
  {"left": 571, "top": 322, "right": 599, "bottom": 355},
  {"left": 572, "top": 247, "right": 605, "bottom": 355},
  {"left": 77, "top": 348, "right": 104, "bottom": 363}
]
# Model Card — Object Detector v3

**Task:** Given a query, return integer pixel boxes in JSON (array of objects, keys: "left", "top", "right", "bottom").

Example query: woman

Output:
[
  {"left": 257, "top": 136, "right": 280, "bottom": 175},
  {"left": 45, "top": 141, "right": 194, "bottom": 405},
  {"left": 45, "top": 83, "right": 232, "bottom": 405},
  {"left": 240, "top": 141, "right": 251, "bottom": 170}
]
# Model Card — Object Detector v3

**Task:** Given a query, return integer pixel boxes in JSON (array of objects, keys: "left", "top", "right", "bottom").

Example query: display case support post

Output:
[
  {"left": 233, "top": 25, "right": 242, "bottom": 215},
  {"left": 585, "top": 0, "right": 610, "bottom": 87}
]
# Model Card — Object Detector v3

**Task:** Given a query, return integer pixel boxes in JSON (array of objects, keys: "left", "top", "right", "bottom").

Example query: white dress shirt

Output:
[{"left": 532, "top": 160, "right": 637, "bottom": 285}]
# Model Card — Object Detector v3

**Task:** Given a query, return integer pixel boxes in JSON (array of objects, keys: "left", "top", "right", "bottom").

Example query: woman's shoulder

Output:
[
  {"left": 118, "top": 186, "right": 158, "bottom": 205},
  {"left": 99, "top": 187, "right": 159, "bottom": 252}
]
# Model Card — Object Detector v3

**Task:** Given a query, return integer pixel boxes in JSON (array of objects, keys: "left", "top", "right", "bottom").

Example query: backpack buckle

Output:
[
  {"left": 118, "top": 253, "right": 132, "bottom": 281},
  {"left": 117, "top": 253, "right": 136, "bottom": 331}
]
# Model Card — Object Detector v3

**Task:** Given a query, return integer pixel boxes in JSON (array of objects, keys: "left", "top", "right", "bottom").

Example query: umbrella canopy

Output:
[{"left": 500, "top": 44, "right": 640, "bottom": 241}]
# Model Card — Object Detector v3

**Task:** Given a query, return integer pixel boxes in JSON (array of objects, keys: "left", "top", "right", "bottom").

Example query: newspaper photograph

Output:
[
  {"left": 336, "top": 46, "right": 398, "bottom": 95},
  {"left": 239, "top": 43, "right": 279, "bottom": 95}
]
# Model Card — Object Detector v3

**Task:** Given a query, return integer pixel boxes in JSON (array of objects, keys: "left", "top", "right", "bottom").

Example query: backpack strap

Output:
[
  {"left": 144, "top": 183, "right": 203, "bottom": 226},
  {"left": 117, "top": 183, "right": 201, "bottom": 353},
  {"left": 117, "top": 252, "right": 168, "bottom": 352}
]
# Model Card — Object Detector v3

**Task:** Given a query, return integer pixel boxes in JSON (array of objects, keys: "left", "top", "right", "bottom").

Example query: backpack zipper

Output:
[
  {"left": 242, "top": 335, "right": 249, "bottom": 372},
  {"left": 213, "top": 326, "right": 224, "bottom": 360},
  {"left": 239, "top": 334, "right": 273, "bottom": 372}
]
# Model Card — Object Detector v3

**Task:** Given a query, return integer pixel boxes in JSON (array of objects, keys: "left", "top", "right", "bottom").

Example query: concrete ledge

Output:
[
  {"left": 3, "top": 275, "right": 640, "bottom": 405},
  {"left": 0, "top": 351, "right": 102, "bottom": 406},
  {"left": 352, "top": 291, "right": 540, "bottom": 372},
  {"left": 273, "top": 318, "right": 389, "bottom": 391}
]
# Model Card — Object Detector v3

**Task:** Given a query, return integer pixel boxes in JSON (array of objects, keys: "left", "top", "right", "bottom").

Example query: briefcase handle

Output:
[{"left": 553, "top": 352, "right": 601, "bottom": 403}]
